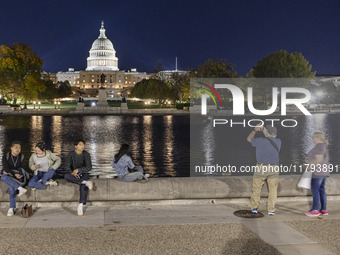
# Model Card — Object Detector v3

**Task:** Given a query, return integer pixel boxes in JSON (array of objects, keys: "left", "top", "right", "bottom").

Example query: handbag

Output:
[
  {"left": 21, "top": 204, "right": 33, "bottom": 218},
  {"left": 297, "top": 171, "right": 312, "bottom": 189}
]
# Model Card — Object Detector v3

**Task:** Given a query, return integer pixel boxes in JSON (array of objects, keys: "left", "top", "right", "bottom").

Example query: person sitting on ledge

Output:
[
  {"left": 1, "top": 141, "right": 32, "bottom": 216},
  {"left": 112, "top": 144, "right": 149, "bottom": 182},
  {"left": 28, "top": 142, "right": 60, "bottom": 190},
  {"left": 64, "top": 140, "right": 94, "bottom": 216}
]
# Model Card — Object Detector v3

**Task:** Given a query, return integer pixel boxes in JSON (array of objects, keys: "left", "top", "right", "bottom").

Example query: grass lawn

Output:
[{"left": 24, "top": 102, "right": 77, "bottom": 109}]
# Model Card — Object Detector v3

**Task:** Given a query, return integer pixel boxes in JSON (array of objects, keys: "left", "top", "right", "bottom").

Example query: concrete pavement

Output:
[{"left": 0, "top": 200, "right": 339, "bottom": 254}]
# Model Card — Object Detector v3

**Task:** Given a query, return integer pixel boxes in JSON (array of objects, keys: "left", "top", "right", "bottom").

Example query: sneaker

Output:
[
  {"left": 77, "top": 204, "right": 83, "bottom": 216},
  {"left": 320, "top": 210, "right": 328, "bottom": 215},
  {"left": 7, "top": 208, "right": 14, "bottom": 217},
  {"left": 143, "top": 175, "right": 149, "bottom": 182},
  {"left": 46, "top": 180, "right": 58, "bottom": 186},
  {"left": 268, "top": 211, "right": 275, "bottom": 216},
  {"left": 136, "top": 179, "right": 148, "bottom": 184},
  {"left": 17, "top": 187, "right": 27, "bottom": 197},
  {"left": 85, "top": 181, "right": 93, "bottom": 191},
  {"left": 144, "top": 174, "right": 150, "bottom": 178},
  {"left": 304, "top": 210, "right": 321, "bottom": 217},
  {"left": 31, "top": 188, "right": 36, "bottom": 191},
  {"left": 252, "top": 208, "right": 258, "bottom": 214}
]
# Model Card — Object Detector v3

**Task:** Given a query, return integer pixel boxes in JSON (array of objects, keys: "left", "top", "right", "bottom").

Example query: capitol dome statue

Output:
[{"left": 86, "top": 21, "right": 119, "bottom": 71}]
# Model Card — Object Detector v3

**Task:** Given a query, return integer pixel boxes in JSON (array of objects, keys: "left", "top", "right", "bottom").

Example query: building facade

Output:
[
  {"left": 86, "top": 21, "right": 119, "bottom": 71},
  {"left": 55, "top": 21, "right": 146, "bottom": 98},
  {"left": 56, "top": 68, "right": 80, "bottom": 86}
]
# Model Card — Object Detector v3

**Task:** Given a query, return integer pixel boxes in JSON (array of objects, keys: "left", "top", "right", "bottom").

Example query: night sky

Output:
[{"left": 1, "top": 0, "right": 339, "bottom": 76}]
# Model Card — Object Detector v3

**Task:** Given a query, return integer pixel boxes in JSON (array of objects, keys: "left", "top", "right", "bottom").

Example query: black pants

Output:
[{"left": 64, "top": 173, "right": 89, "bottom": 204}]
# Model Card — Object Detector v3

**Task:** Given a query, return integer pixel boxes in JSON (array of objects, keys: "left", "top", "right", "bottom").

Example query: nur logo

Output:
[
  {"left": 200, "top": 84, "right": 311, "bottom": 116},
  {"left": 197, "top": 82, "right": 223, "bottom": 113}
]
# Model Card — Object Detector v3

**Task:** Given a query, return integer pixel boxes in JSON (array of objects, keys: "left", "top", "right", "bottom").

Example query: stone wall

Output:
[{"left": 1, "top": 175, "right": 339, "bottom": 203}]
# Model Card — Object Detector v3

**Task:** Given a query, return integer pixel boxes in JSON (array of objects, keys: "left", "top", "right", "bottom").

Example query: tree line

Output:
[
  {"left": 132, "top": 50, "right": 340, "bottom": 106},
  {"left": 0, "top": 43, "right": 71, "bottom": 105},
  {"left": 1, "top": 43, "right": 339, "bottom": 106}
]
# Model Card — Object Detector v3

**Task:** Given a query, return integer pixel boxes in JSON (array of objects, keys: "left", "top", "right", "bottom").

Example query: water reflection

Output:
[
  {"left": 143, "top": 115, "right": 155, "bottom": 176},
  {"left": 130, "top": 116, "right": 140, "bottom": 160},
  {"left": 30, "top": 116, "right": 43, "bottom": 152},
  {"left": 192, "top": 114, "right": 340, "bottom": 175},
  {"left": 163, "top": 115, "right": 175, "bottom": 176},
  {"left": 51, "top": 116, "right": 62, "bottom": 155},
  {"left": 2, "top": 114, "right": 339, "bottom": 177},
  {"left": 201, "top": 117, "right": 215, "bottom": 173},
  {"left": 0, "top": 125, "right": 4, "bottom": 155}
]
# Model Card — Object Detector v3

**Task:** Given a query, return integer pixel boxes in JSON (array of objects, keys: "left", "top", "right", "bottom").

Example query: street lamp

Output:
[
  {"left": 54, "top": 100, "right": 57, "bottom": 109},
  {"left": 38, "top": 101, "right": 41, "bottom": 109},
  {"left": 33, "top": 101, "right": 36, "bottom": 109},
  {"left": 58, "top": 101, "right": 61, "bottom": 109}
]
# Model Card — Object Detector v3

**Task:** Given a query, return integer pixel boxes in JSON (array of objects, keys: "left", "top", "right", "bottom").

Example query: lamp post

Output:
[
  {"left": 38, "top": 101, "right": 41, "bottom": 109},
  {"left": 58, "top": 101, "right": 61, "bottom": 109},
  {"left": 54, "top": 100, "right": 57, "bottom": 109},
  {"left": 33, "top": 101, "right": 36, "bottom": 109}
]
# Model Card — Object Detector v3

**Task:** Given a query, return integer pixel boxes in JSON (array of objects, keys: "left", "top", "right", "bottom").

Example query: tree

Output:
[
  {"left": 190, "top": 59, "right": 238, "bottom": 105},
  {"left": 153, "top": 60, "right": 163, "bottom": 73},
  {"left": 169, "top": 72, "right": 190, "bottom": 103},
  {"left": 39, "top": 80, "right": 58, "bottom": 101},
  {"left": 131, "top": 79, "right": 171, "bottom": 105},
  {"left": 248, "top": 50, "right": 315, "bottom": 78},
  {"left": 191, "top": 59, "right": 238, "bottom": 78},
  {"left": 57, "top": 81, "right": 72, "bottom": 98},
  {"left": 246, "top": 50, "right": 315, "bottom": 106},
  {"left": 0, "top": 43, "right": 45, "bottom": 103}
]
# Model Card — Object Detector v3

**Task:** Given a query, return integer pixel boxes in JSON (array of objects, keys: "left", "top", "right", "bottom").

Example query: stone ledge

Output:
[{"left": 1, "top": 175, "right": 339, "bottom": 203}]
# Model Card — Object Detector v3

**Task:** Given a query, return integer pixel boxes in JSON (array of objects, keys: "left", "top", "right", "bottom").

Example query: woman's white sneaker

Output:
[
  {"left": 77, "top": 203, "right": 83, "bottom": 216},
  {"left": 46, "top": 180, "right": 58, "bottom": 186},
  {"left": 7, "top": 208, "right": 14, "bottom": 216},
  {"left": 85, "top": 181, "right": 93, "bottom": 190},
  {"left": 17, "top": 187, "right": 27, "bottom": 197}
]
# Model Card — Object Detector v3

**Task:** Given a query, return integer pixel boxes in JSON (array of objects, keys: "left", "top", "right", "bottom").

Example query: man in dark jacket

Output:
[
  {"left": 1, "top": 141, "right": 32, "bottom": 216},
  {"left": 64, "top": 140, "right": 94, "bottom": 216}
]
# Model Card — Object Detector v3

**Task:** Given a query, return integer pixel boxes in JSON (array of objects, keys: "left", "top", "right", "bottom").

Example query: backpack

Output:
[{"left": 6, "top": 152, "right": 25, "bottom": 164}]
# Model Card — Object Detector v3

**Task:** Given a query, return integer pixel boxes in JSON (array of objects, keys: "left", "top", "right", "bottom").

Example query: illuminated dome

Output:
[{"left": 86, "top": 21, "right": 119, "bottom": 71}]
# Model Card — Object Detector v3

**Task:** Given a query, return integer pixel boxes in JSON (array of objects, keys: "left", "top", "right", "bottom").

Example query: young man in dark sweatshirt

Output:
[
  {"left": 64, "top": 140, "right": 94, "bottom": 216},
  {"left": 1, "top": 141, "right": 32, "bottom": 216}
]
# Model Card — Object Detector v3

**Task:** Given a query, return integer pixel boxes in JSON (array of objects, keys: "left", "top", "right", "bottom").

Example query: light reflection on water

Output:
[
  {"left": 0, "top": 115, "right": 190, "bottom": 178},
  {"left": 192, "top": 114, "right": 340, "bottom": 175},
  {"left": 1, "top": 114, "right": 339, "bottom": 178}
]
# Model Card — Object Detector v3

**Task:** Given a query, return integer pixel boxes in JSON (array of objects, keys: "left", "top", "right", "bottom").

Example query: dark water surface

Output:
[
  {"left": 1, "top": 114, "right": 339, "bottom": 178},
  {"left": 0, "top": 115, "right": 190, "bottom": 178},
  {"left": 190, "top": 113, "right": 340, "bottom": 176}
]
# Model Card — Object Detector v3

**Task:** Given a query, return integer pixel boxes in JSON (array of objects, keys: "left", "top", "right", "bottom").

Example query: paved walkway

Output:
[{"left": 0, "top": 200, "right": 339, "bottom": 255}]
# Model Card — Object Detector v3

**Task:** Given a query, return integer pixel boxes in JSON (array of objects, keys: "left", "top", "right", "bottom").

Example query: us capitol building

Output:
[{"left": 55, "top": 21, "right": 148, "bottom": 98}]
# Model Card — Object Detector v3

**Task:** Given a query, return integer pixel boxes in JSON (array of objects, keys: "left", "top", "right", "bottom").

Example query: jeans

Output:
[
  {"left": 1, "top": 174, "right": 20, "bottom": 208},
  {"left": 28, "top": 169, "right": 55, "bottom": 189},
  {"left": 311, "top": 176, "right": 327, "bottom": 211},
  {"left": 119, "top": 166, "right": 144, "bottom": 182},
  {"left": 64, "top": 173, "right": 89, "bottom": 204}
]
